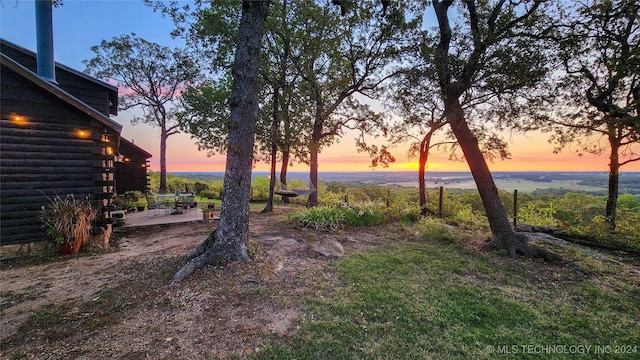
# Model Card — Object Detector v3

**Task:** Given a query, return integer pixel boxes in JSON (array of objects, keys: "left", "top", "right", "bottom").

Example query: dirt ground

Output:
[
  {"left": 3, "top": 208, "right": 637, "bottom": 360},
  {"left": 0, "top": 208, "right": 381, "bottom": 360}
]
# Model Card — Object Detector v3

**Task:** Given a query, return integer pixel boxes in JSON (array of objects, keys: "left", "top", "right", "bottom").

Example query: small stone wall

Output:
[{"left": 0, "top": 224, "right": 113, "bottom": 260}]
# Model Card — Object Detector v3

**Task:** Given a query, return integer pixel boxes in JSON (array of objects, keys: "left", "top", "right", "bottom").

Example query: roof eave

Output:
[{"left": 1, "top": 53, "right": 123, "bottom": 133}]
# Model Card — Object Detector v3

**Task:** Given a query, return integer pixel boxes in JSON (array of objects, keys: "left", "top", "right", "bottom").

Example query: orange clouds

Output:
[{"left": 121, "top": 114, "right": 639, "bottom": 173}]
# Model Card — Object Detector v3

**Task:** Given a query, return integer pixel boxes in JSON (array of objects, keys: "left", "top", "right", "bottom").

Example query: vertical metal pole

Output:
[
  {"left": 35, "top": 0, "right": 56, "bottom": 82},
  {"left": 513, "top": 189, "right": 518, "bottom": 229},
  {"left": 439, "top": 186, "right": 444, "bottom": 217}
]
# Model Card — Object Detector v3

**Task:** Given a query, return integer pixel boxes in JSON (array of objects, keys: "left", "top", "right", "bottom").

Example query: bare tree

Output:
[{"left": 85, "top": 34, "right": 197, "bottom": 193}]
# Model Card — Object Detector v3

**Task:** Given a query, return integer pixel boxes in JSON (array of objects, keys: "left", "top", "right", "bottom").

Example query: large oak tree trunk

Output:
[
  {"left": 173, "top": 1, "right": 270, "bottom": 282},
  {"left": 446, "top": 102, "right": 572, "bottom": 267},
  {"left": 429, "top": 0, "right": 578, "bottom": 269},
  {"left": 159, "top": 127, "right": 168, "bottom": 193}
]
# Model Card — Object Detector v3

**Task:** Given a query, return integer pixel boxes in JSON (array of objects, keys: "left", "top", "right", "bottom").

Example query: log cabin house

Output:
[
  {"left": 115, "top": 138, "right": 152, "bottom": 194},
  {"left": 1, "top": 39, "right": 151, "bottom": 254}
]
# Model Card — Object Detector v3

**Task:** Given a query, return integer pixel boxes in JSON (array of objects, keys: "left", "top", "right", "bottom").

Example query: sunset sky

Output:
[{"left": 2, "top": 1, "right": 638, "bottom": 173}]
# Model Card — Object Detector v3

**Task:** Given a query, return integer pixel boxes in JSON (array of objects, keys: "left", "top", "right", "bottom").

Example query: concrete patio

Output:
[{"left": 121, "top": 208, "right": 219, "bottom": 228}]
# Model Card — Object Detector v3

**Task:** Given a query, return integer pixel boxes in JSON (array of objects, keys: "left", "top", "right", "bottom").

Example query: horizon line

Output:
[{"left": 164, "top": 170, "right": 640, "bottom": 174}]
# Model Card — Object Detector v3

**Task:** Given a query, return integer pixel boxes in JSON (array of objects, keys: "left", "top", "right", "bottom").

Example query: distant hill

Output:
[{"left": 170, "top": 171, "right": 640, "bottom": 196}]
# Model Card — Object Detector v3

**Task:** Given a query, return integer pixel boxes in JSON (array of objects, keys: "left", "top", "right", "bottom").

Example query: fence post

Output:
[
  {"left": 439, "top": 186, "right": 444, "bottom": 217},
  {"left": 513, "top": 189, "right": 518, "bottom": 228},
  {"left": 386, "top": 189, "right": 391, "bottom": 208}
]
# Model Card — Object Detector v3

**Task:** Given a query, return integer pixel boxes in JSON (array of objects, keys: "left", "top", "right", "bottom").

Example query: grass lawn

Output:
[
  {"left": 253, "top": 230, "right": 640, "bottom": 359},
  {"left": 195, "top": 196, "right": 306, "bottom": 212}
]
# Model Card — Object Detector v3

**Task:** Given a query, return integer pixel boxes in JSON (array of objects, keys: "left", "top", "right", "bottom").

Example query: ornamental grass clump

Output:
[
  {"left": 289, "top": 205, "right": 345, "bottom": 231},
  {"left": 40, "top": 194, "right": 99, "bottom": 248},
  {"left": 289, "top": 203, "right": 387, "bottom": 231}
]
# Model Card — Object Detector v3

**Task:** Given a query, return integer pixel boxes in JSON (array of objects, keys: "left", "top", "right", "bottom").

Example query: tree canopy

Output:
[{"left": 543, "top": 0, "right": 639, "bottom": 230}]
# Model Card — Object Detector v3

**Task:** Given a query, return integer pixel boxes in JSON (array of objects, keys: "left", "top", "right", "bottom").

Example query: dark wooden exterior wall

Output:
[
  {"left": 115, "top": 139, "right": 151, "bottom": 193},
  {"left": 0, "top": 40, "right": 118, "bottom": 117},
  {"left": 1, "top": 61, "right": 119, "bottom": 245},
  {"left": 114, "top": 162, "right": 150, "bottom": 193}
]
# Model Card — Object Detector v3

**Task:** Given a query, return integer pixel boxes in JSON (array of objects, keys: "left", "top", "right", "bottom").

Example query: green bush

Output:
[
  {"left": 618, "top": 193, "right": 640, "bottom": 210},
  {"left": 518, "top": 202, "right": 557, "bottom": 227},
  {"left": 325, "top": 182, "right": 349, "bottom": 194},
  {"left": 399, "top": 206, "right": 421, "bottom": 223},
  {"left": 121, "top": 190, "right": 146, "bottom": 210},
  {"left": 318, "top": 191, "right": 348, "bottom": 206},
  {"left": 199, "top": 179, "right": 224, "bottom": 200},
  {"left": 199, "top": 190, "right": 219, "bottom": 200},
  {"left": 193, "top": 181, "right": 209, "bottom": 193},
  {"left": 251, "top": 177, "right": 271, "bottom": 201},
  {"left": 572, "top": 210, "right": 640, "bottom": 250},
  {"left": 289, "top": 203, "right": 386, "bottom": 231}
]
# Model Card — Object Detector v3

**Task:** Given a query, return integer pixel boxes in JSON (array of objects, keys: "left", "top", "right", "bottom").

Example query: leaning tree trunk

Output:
[
  {"left": 430, "top": 0, "right": 577, "bottom": 269},
  {"left": 432, "top": 95, "right": 579, "bottom": 273},
  {"left": 418, "top": 131, "right": 436, "bottom": 216},
  {"left": 418, "top": 147, "right": 428, "bottom": 210},
  {"left": 280, "top": 149, "right": 290, "bottom": 203},
  {"left": 446, "top": 102, "right": 572, "bottom": 267},
  {"left": 173, "top": 0, "right": 270, "bottom": 282},
  {"left": 605, "top": 137, "right": 621, "bottom": 231},
  {"left": 445, "top": 101, "right": 519, "bottom": 255}
]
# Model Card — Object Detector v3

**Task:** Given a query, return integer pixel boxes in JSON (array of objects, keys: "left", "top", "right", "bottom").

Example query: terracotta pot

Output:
[
  {"left": 59, "top": 236, "right": 87, "bottom": 255},
  {"left": 60, "top": 242, "right": 79, "bottom": 255}
]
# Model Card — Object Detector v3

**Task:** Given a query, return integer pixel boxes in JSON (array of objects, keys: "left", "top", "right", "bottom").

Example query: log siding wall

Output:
[{"left": 1, "top": 60, "right": 118, "bottom": 245}]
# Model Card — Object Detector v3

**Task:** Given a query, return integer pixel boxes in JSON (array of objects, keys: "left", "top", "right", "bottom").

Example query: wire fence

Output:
[{"left": 511, "top": 189, "right": 606, "bottom": 228}]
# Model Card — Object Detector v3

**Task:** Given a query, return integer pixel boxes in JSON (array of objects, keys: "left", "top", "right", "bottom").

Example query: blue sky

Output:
[{"left": 1, "top": 0, "right": 183, "bottom": 70}]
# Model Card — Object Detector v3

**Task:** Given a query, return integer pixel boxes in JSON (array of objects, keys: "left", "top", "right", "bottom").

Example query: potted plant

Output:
[
  {"left": 40, "top": 194, "right": 99, "bottom": 254},
  {"left": 135, "top": 196, "right": 148, "bottom": 212},
  {"left": 122, "top": 190, "right": 145, "bottom": 212}
]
